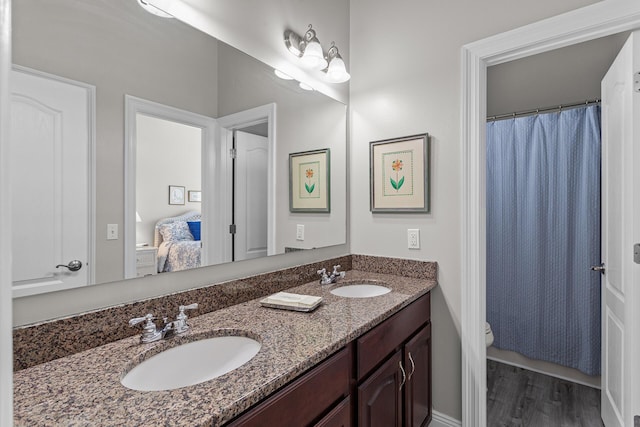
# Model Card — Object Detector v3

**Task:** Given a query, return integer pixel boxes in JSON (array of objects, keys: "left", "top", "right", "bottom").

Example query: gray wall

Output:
[
  {"left": 13, "top": 0, "right": 219, "bottom": 283},
  {"left": 487, "top": 32, "right": 629, "bottom": 117},
  {"left": 349, "top": 0, "right": 600, "bottom": 420}
]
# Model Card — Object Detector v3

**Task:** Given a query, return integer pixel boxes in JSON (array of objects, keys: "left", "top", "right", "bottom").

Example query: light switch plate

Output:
[
  {"left": 408, "top": 229, "right": 420, "bottom": 249},
  {"left": 296, "top": 224, "right": 304, "bottom": 241},
  {"left": 107, "top": 224, "right": 118, "bottom": 240}
]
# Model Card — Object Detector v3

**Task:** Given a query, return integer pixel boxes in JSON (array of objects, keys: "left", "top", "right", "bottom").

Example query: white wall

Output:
[
  {"left": 136, "top": 115, "right": 202, "bottom": 245},
  {"left": 349, "top": 0, "right": 600, "bottom": 420}
]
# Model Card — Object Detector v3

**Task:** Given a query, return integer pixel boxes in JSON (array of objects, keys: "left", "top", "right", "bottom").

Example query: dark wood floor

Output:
[{"left": 487, "top": 360, "right": 603, "bottom": 427}]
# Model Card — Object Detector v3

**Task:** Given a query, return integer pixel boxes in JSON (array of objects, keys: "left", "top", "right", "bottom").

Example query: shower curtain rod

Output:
[{"left": 487, "top": 99, "right": 601, "bottom": 122}]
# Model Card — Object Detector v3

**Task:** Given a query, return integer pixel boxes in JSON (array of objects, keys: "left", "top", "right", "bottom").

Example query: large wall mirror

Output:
[{"left": 11, "top": 0, "right": 347, "bottom": 297}]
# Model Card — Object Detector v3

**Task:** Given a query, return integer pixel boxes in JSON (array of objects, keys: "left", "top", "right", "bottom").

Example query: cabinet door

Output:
[
  {"left": 358, "top": 351, "right": 403, "bottom": 427},
  {"left": 404, "top": 323, "right": 431, "bottom": 427},
  {"left": 315, "top": 396, "right": 351, "bottom": 427}
]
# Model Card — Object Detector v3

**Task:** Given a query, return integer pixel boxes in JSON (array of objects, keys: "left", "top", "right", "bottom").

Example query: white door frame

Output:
[
  {"left": 0, "top": 0, "right": 12, "bottom": 423},
  {"left": 124, "top": 95, "right": 218, "bottom": 278},
  {"left": 461, "top": 1, "right": 640, "bottom": 425},
  {"left": 217, "top": 103, "right": 277, "bottom": 261}
]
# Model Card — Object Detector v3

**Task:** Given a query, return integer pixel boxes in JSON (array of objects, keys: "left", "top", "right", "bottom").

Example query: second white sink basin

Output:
[
  {"left": 121, "top": 336, "right": 261, "bottom": 391},
  {"left": 331, "top": 284, "right": 391, "bottom": 298}
]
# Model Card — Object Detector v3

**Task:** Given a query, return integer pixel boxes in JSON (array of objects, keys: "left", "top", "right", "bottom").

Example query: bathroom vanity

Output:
[
  {"left": 229, "top": 292, "right": 431, "bottom": 426},
  {"left": 13, "top": 264, "right": 436, "bottom": 426}
]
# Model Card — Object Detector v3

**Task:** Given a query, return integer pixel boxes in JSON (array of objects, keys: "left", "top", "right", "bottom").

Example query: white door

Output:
[
  {"left": 10, "top": 67, "right": 93, "bottom": 296},
  {"left": 600, "top": 31, "right": 640, "bottom": 427},
  {"left": 233, "top": 130, "right": 268, "bottom": 261}
]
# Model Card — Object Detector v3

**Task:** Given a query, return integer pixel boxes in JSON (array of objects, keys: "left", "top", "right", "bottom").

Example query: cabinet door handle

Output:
[
  {"left": 408, "top": 352, "right": 416, "bottom": 381},
  {"left": 399, "top": 361, "right": 406, "bottom": 390}
]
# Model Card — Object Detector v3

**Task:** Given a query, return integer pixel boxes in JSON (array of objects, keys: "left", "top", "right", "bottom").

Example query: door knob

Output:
[
  {"left": 56, "top": 260, "right": 83, "bottom": 272},
  {"left": 590, "top": 263, "right": 605, "bottom": 275}
]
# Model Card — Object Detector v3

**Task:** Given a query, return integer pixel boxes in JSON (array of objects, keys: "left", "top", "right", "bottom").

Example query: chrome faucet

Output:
[
  {"left": 129, "top": 303, "right": 198, "bottom": 343},
  {"left": 317, "top": 265, "right": 346, "bottom": 285},
  {"left": 173, "top": 303, "right": 199, "bottom": 333},
  {"left": 128, "top": 314, "right": 170, "bottom": 343}
]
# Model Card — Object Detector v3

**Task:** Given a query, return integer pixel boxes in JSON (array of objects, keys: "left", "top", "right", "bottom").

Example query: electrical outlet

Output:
[
  {"left": 296, "top": 224, "right": 305, "bottom": 241},
  {"left": 408, "top": 229, "right": 420, "bottom": 249},
  {"left": 107, "top": 224, "right": 118, "bottom": 240}
]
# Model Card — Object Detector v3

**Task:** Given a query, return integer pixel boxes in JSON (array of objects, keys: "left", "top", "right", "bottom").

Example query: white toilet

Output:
[{"left": 485, "top": 322, "right": 494, "bottom": 347}]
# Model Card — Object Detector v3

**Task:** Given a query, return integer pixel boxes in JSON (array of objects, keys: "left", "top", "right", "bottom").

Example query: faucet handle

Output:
[
  {"left": 129, "top": 313, "right": 154, "bottom": 327},
  {"left": 180, "top": 303, "right": 199, "bottom": 312},
  {"left": 174, "top": 303, "right": 198, "bottom": 334},
  {"left": 129, "top": 313, "right": 162, "bottom": 343},
  {"left": 332, "top": 265, "right": 342, "bottom": 275}
]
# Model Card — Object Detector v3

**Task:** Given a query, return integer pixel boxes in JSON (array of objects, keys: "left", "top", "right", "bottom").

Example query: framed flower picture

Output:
[
  {"left": 289, "top": 148, "right": 330, "bottom": 213},
  {"left": 370, "top": 133, "right": 430, "bottom": 213}
]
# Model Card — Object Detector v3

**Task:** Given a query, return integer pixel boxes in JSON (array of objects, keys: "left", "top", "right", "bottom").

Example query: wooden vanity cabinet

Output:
[
  {"left": 227, "top": 292, "right": 431, "bottom": 427},
  {"left": 227, "top": 346, "right": 352, "bottom": 427},
  {"left": 356, "top": 293, "right": 431, "bottom": 427}
]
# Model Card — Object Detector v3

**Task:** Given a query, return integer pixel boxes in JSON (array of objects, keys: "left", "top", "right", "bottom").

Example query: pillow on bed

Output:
[
  {"left": 158, "top": 221, "right": 194, "bottom": 242},
  {"left": 187, "top": 221, "right": 201, "bottom": 241}
]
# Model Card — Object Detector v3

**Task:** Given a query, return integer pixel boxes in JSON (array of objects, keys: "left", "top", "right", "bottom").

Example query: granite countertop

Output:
[{"left": 14, "top": 270, "right": 436, "bottom": 426}]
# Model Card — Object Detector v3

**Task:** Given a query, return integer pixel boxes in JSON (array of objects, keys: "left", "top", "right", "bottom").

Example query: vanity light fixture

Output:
[
  {"left": 325, "top": 43, "right": 351, "bottom": 83},
  {"left": 137, "top": 0, "right": 174, "bottom": 18},
  {"left": 285, "top": 25, "right": 328, "bottom": 71},
  {"left": 284, "top": 25, "right": 350, "bottom": 83}
]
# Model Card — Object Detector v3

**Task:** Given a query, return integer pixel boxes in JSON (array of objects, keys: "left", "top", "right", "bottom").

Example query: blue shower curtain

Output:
[{"left": 486, "top": 105, "right": 601, "bottom": 376}]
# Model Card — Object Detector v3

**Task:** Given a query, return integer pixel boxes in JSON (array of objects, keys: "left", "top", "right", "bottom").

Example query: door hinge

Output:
[
  {"left": 229, "top": 224, "right": 236, "bottom": 234},
  {"left": 635, "top": 72, "right": 640, "bottom": 92},
  {"left": 229, "top": 148, "right": 237, "bottom": 159},
  {"left": 634, "top": 243, "right": 640, "bottom": 264}
]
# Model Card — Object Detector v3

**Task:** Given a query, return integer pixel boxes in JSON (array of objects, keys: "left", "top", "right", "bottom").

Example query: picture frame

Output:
[
  {"left": 289, "top": 148, "right": 330, "bottom": 213},
  {"left": 168, "top": 185, "right": 185, "bottom": 205},
  {"left": 188, "top": 190, "right": 201, "bottom": 202},
  {"left": 370, "top": 133, "right": 430, "bottom": 213}
]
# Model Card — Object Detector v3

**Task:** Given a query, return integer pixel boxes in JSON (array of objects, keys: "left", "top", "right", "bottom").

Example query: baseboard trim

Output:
[
  {"left": 487, "top": 355, "right": 601, "bottom": 390},
  {"left": 430, "top": 410, "right": 462, "bottom": 427}
]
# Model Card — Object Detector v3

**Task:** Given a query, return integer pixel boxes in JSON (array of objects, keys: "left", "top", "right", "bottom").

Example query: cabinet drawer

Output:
[
  {"left": 357, "top": 293, "right": 430, "bottom": 381},
  {"left": 136, "top": 251, "right": 155, "bottom": 265},
  {"left": 228, "top": 346, "right": 351, "bottom": 426}
]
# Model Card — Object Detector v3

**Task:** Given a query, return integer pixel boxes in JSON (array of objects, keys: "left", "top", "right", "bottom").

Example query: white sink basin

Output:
[
  {"left": 330, "top": 284, "right": 391, "bottom": 298},
  {"left": 121, "top": 336, "right": 261, "bottom": 391}
]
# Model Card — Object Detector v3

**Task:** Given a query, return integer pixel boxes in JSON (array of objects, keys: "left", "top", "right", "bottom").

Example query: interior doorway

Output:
[
  {"left": 460, "top": 3, "right": 640, "bottom": 426},
  {"left": 484, "top": 33, "right": 627, "bottom": 392}
]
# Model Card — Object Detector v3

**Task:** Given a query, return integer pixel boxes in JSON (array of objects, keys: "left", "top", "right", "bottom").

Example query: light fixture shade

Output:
[
  {"left": 137, "top": 0, "right": 173, "bottom": 18},
  {"left": 274, "top": 69, "right": 294, "bottom": 80},
  {"left": 299, "top": 82, "right": 314, "bottom": 91},
  {"left": 300, "top": 40, "right": 328, "bottom": 70},
  {"left": 136, "top": 212, "right": 142, "bottom": 223},
  {"left": 326, "top": 56, "right": 350, "bottom": 83}
]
